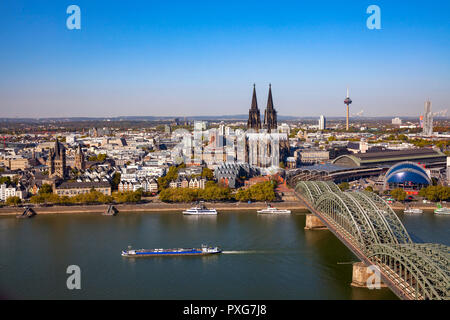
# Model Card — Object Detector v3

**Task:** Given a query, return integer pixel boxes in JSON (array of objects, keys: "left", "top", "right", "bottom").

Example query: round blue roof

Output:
[
  {"left": 385, "top": 162, "right": 431, "bottom": 185},
  {"left": 387, "top": 162, "right": 427, "bottom": 175},
  {"left": 386, "top": 169, "right": 430, "bottom": 185}
]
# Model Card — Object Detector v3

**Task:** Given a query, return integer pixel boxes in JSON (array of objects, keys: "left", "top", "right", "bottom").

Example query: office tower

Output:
[
  {"left": 423, "top": 100, "right": 433, "bottom": 136},
  {"left": 319, "top": 115, "right": 326, "bottom": 130}
]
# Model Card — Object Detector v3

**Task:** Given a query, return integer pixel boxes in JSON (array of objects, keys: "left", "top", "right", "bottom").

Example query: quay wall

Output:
[{"left": 0, "top": 201, "right": 308, "bottom": 216}]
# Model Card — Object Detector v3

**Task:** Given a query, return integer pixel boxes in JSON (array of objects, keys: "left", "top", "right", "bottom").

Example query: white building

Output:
[
  {"left": 247, "top": 132, "right": 288, "bottom": 168},
  {"left": 392, "top": 117, "right": 402, "bottom": 125},
  {"left": 194, "top": 121, "right": 207, "bottom": 131},
  {"left": 118, "top": 179, "right": 158, "bottom": 193},
  {"left": 318, "top": 115, "right": 326, "bottom": 130},
  {"left": 277, "top": 123, "right": 290, "bottom": 135},
  {"left": 0, "top": 184, "right": 24, "bottom": 201}
]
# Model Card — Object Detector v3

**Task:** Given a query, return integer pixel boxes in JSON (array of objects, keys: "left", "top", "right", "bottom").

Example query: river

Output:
[{"left": 0, "top": 210, "right": 448, "bottom": 299}]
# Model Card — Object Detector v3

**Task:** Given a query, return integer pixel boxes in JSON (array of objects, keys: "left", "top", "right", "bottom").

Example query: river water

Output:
[{"left": 0, "top": 210, "right": 448, "bottom": 299}]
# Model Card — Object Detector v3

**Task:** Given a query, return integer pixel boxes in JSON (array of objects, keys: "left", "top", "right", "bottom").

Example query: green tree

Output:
[
  {"left": 419, "top": 185, "right": 450, "bottom": 202},
  {"left": 201, "top": 167, "right": 214, "bottom": 180},
  {"left": 338, "top": 182, "right": 349, "bottom": 191},
  {"left": 30, "top": 194, "right": 46, "bottom": 204},
  {"left": 235, "top": 181, "right": 276, "bottom": 202},
  {"left": 88, "top": 154, "right": 107, "bottom": 162},
  {"left": 158, "top": 166, "right": 179, "bottom": 191},
  {"left": 391, "top": 188, "right": 407, "bottom": 201},
  {"left": 112, "top": 190, "right": 142, "bottom": 203},
  {"left": 97, "top": 154, "right": 107, "bottom": 162},
  {"left": 0, "top": 176, "right": 11, "bottom": 186},
  {"left": 6, "top": 196, "right": 21, "bottom": 206},
  {"left": 39, "top": 184, "right": 53, "bottom": 194},
  {"left": 111, "top": 172, "right": 121, "bottom": 191}
]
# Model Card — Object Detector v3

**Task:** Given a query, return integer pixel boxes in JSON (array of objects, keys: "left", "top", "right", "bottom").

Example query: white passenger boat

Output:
[
  {"left": 434, "top": 207, "right": 450, "bottom": 215},
  {"left": 183, "top": 202, "right": 218, "bottom": 215},
  {"left": 257, "top": 205, "right": 291, "bottom": 214},
  {"left": 403, "top": 208, "right": 423, "bottom": 214}
]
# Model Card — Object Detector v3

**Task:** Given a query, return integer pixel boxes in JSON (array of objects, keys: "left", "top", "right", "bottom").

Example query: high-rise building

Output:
[
  {"left": 319, "top": 115, "right": 326, "bottom": 130},
  {"left": 423, "top": 100, "right": 433, "bottom": 136},
  {"left": 194, "top": 121, "right": 207, "bottom": 131},
  {"left": 247, "top": 84, "right": 261, "bottom": 132},
  {"left": 263, "top": 84, "right": 278, "bottom": 133}
]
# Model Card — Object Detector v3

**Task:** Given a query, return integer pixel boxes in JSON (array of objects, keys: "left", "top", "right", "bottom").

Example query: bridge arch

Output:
[
  {"left": 367, "top": 244, "right": 450, "bottom": 300},
  {"left": 293, "top": 180, "right": 447, "bottom": 300},
  {"left": 296, "top": 181, "right": 412, "bottom": 246},
  {"left": 314, "top": 191, "right": 373, "bottom": 248},
  {"left": 357, "top": 191, "right": 412, "bottom": 244}
]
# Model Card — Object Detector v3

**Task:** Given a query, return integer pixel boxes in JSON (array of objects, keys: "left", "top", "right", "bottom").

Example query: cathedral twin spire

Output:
[
  {"left": 247, "top": 84, "right": 277, "bottom": 132},
  {"left": 247, "top": 84, "right": 262, "bottom": 131}
]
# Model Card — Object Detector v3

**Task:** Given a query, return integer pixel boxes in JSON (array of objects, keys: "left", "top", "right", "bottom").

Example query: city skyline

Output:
[{"left": 1, "top": 1, "right": 449, "bottom": 118}]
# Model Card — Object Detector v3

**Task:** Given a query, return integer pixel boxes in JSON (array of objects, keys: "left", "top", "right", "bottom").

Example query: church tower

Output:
[
  {"left": 247, "top": 84, "right": 261, "bottom": 132},
  {"left": 74, "top": 144, "right": 86, "bottom": 170},
  {"left": 263, "top": 84, "right": 277, "bottom": 133},
  {"left": 48, "top": 140, "right": 66, "bottom": 179}
]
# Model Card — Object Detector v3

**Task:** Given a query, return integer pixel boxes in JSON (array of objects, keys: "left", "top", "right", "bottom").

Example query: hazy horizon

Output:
[{"left": 1, "top": 1, "right": 449, "bottom": 118}]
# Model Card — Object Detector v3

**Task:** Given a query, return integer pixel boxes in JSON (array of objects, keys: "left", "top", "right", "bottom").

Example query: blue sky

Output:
[{"left": 0, "top": 0, "right": 449, "bottom": 118}]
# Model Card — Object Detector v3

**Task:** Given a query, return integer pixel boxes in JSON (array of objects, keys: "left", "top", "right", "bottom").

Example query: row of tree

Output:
[
  {"left": 418, "top": 185, "right": 450, "bottom": 202},
  {"left": 159, "top": 181, "right": 276, "bottom": 203},
  {"left": 389, "top": 186, "right": 450, "bottom": 202},
  {"left": 159, "top": 181, "right": 232, "bottom": 202},
  {"left": 235, "top": 181, "right": 276, "bottom": 202},
  {"left": 28, "top": 189, "right": 142, "bottom": 205}
]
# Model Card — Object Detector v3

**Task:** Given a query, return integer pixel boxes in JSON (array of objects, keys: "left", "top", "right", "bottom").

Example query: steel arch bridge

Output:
[{"left": 294, "top": 180, "right": 450, "bottom": 300}]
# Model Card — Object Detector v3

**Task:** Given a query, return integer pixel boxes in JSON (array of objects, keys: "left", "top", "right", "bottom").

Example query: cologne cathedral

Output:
[
  {"left": 247, "top": 84, "right": 262, "bottom": 131},
  {"left": 263, "top": 84, "right": 277, "bottom": 133},
  {"left": 247, "top": 84, "right": 277, "bottom": 132},
  {"left": 245, "top": 84, "right": 289, "bottom": 168}
]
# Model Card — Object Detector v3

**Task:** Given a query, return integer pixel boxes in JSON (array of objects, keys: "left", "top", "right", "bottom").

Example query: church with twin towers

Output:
[
  {"left": 247, "top": 84, "right": 278, "bottom": 133},
  {"left": 245, "top": 84, "right": 289, "bottom": 168}
]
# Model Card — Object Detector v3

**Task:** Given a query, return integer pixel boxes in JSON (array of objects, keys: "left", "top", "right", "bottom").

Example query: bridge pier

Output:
[
  {"left": 304, "top": 214, "right": 327, "bottom": 230},
  {"left": 351, "top": 262, "right": 387, "bottom": 288}
]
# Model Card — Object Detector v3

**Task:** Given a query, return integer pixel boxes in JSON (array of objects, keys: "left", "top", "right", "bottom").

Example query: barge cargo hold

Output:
[{"left": 121, "top": 244, "right": 221, "bottom": 257}]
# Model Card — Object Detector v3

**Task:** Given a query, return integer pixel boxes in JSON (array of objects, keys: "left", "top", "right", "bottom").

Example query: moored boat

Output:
[
  {"left": 403, "top": 208, "right": 423, "bottom": 214},
  {"left": 434, "top": 205, "right": 450, "bottom": 215},
  {"left": 183, "top": 201, "right": 217, "bottom": 215},
  {"left": 257, "top": 204, "right": 291, "bottom": 214},
  {"left": 121, "top": 244, "right": 221, "bottom": 257}
]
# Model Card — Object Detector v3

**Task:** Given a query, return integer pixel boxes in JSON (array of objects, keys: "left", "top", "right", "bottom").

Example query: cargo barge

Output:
[{"left": 121, "top": 244, "right": 221, "bottom": 257}]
